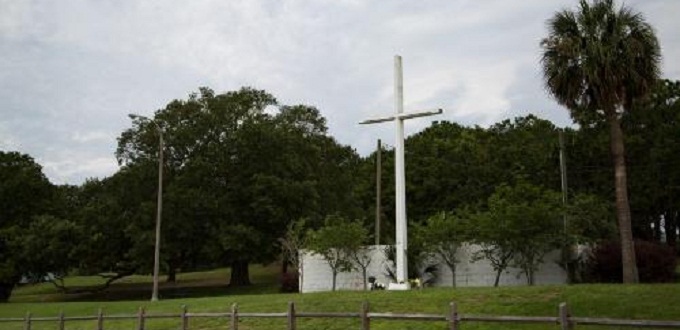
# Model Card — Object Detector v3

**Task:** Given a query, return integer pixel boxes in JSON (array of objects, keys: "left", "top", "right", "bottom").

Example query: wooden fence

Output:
[{"left": 3, "top": 301, "right": 680, "bottom": 329}]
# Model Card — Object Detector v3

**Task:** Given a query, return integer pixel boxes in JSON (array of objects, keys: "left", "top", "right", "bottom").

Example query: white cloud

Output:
[
  {"left": 0, "top": 122, "right": 20, "bottom": 150},
  {"left": 1, "top": 0, "right": 679, "bottom": 184},
  {"left": 71, "top": 131, "right": 110, "bottom": 143},
  {"left": 42, "top": 156, "right": 119, "bottom": 185}
]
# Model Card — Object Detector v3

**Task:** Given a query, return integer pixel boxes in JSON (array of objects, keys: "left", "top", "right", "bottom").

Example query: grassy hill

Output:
[{"left": 1, "top": 265, "right": 679, "bottom": 329}]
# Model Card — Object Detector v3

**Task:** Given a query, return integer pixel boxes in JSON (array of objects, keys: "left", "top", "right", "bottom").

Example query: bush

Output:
[{"left": 588, "top": 240, "right": 677, "bottom": 283}]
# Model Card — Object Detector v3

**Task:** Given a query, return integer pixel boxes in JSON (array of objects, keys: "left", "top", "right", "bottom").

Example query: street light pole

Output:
[{"left": 129, "top": 114, "right": 163, "bottom": 302}]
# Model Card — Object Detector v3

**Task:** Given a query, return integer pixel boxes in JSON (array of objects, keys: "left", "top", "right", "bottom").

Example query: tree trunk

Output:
[
  {"left": 0, "top": 282, "right": 14, "bottom": 303},
  {"left": 362, "top": 268, "right": 367, "bottom": 291},
  {"left": 667, "top": 210, "right": 677, "bottom": 247},
  {"left": 298, "top": 261, "right": 304, "bottom": 293},
  {"left": 527, "top": 269, "right": 535, "bottom": 286},
  {"left": 229, "top": 260, "right": 251, "bottom": 286},
  {"left": 449, "top": 263, "right": 456, "bottom": 288},
  {"left": 331, "top": 270, "right": 337, "bottom": 291},
  {"left": 167, "top": 267, "right": 176, "bottom": 283},
  {"left": 493, "top": 269, "right": 502, "bottom": 287},
  {"left": 654, "top": 218, "right": 662, "bottom": 241},
  {"left": 607, "top": 112, "right": 639, "bottom": 283}
]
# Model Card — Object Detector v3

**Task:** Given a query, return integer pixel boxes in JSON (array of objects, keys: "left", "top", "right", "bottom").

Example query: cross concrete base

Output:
[{"left": 387, "top": 282, "right": 411, "bottom": 291}]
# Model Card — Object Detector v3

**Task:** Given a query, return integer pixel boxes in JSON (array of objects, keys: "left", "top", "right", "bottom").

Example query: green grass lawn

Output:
[
  {"left": 9, "top": 264, "right": 281, "bottom": 303},
  {"left": 1, "top": 265, "right": 679, "bottom": 330}
]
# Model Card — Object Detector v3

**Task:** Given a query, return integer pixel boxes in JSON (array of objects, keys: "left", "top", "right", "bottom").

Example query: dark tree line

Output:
[
  {"left": 356, "top": 80, "right": 680, "bottom": 247},
  {"left": 1, "top": 77, "right": 678, "bottom": 302}
]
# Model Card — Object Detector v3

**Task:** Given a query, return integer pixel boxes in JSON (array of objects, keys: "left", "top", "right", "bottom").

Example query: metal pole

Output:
[
  {"left": 559, "top": 130, "right": 568, "bottom": 232},
  {"left": 375, "top": 139, "right": 382, "bottom": 246},
  {"left": 128, "top": 114, "right": 164, "bottom": 301},
  {"left": 559, "top": 130, "right": 570, "bottom": 282},
  {"left": 152, "top": 130, "right": 163, "bottom": 301}
]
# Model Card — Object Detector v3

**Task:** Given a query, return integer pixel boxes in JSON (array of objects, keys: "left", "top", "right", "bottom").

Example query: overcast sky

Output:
[{"left": 1, "top": 0, "right": 679, "bottom": 185}]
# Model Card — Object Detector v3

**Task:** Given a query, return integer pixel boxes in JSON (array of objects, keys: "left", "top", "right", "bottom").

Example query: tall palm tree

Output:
[{"left": 541, "top": 0, "right": 660, "bottom": 283}]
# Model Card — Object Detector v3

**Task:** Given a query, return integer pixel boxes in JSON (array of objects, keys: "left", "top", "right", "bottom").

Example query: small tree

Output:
[
  {"left": 560, "top": 193, "right": 618, "bottom": 282},
  {"left": 341, "top": 220, "right": 372, "bottom": 290},
  {"left": 306, "top": 215, "right": 367, "bottom": 291},
  {"left": 471, "top": 212, "right": 516, "bottom": 287},
  {"left": 417, "top": 210, "right": 470, "bottom": 287},
  {"left": 349, "top": 245, "right": 372, "bottom": 290},
  {"left": 473, "top": 183, "right": 563, "bottom": 286},
  {"left": 278, "top": 218, "right": 308, "bottom": 292}
]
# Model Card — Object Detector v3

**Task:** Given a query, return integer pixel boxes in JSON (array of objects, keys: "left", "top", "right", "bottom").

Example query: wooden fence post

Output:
[
  {"left": 137, "top": 306, "right": 146, "bottom": 330},
  {"left": 231, "top": 303, "right": 238, "bottom": 330},
  {"left": 58, "top": 310, "right": 65, "bottom": 330},
  {"left": 97, "top": 308, "right": 104, "bottom": 330},
  {"left": 449, "top": 302, "right": 459, "bottom": 330},
  {"left": 361, "top": 301, "right": 370, "bottom": 330},
  {"left": 181, "top": 305, "right": 188, "bottom": 330},
  {"left": 287, "top": 301, "right": 296, "bottom": 330},
  {"left": 23, "top": 312, "right": 31, "bottom": 330},
  {"left": 559, "top": 302, "right": 573, "bottom": 330}
]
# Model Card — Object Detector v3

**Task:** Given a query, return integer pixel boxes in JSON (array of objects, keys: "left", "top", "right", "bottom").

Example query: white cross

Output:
[{"left": 360, "top": 55, "right": 443, "bottom": 287}]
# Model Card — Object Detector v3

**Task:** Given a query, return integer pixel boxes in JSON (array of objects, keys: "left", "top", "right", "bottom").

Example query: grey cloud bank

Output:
[{"left": 1, "top": 0, "right": 678, "bottom": 184}]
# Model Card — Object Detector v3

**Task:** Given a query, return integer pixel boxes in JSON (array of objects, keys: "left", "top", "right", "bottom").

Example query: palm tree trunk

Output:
[{"left": 607, "top": 111, "right": 639, "bottom": 283}]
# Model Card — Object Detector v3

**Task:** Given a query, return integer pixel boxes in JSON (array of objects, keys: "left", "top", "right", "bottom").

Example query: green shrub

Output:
[{"left": 589, "top": 240, "right": 677, "bottom": 283}]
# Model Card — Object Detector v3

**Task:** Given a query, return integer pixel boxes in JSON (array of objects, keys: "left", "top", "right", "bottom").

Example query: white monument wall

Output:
[
  {"left": 300, "top": 245, "right": 392, "bottom": 293},
  {"left": 300, "top": 244, "right": 566, "bottom": 293},
  {"left": 432, "top": 244, "right": 567, "bottom": 287}
]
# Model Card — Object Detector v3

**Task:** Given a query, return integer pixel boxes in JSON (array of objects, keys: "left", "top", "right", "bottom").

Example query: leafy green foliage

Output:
[
  {"left": 0, "top": 152, "right": 52, "bottom": 226},
  {"left": 306, "top": 215, "right": 368, "bottom": 291},
  {"left": 0, "top": 151, "right": 55, "bottom": 301},
  {"left": 114, "top": 87, "right": 361, "bottom": 286},
  {"left": 8, "top": 215, "right": 78, "bottom": 281},
  {"left": 624, "top": 79, "right": 680, "bottom": 243},
  {"left": 415, "top": 210, "right": 471, "bottom": 287},
  {"left": 566, "top": 193, "right": 617, "bottom": 243},
  {"left": 472, "top": 183, "right": 563, "bottom": 286},
  {"left": 541, "top": 0, "right": 660, "bottom": 119}
]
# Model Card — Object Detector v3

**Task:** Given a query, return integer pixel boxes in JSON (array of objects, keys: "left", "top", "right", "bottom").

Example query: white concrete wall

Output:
[
  {"left": 300, "top": 244, "right": 566, "bottom": 293},
  {"left": 431, "top": 244, "right": 567, "bottom": 287},
  {"left": 300, "top": 245, "right": 392, "bottom": 293}
]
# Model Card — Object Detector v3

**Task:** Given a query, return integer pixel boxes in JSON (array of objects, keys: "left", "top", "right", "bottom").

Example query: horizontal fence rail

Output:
[{"left": 3, "top": 301, "right": 680, "bottom": 329}]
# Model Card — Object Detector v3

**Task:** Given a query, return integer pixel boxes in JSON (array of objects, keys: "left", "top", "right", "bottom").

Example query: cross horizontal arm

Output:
[
  {"left": 359, "top": 108, "right": 443, "bottom": 125},
  {"left": 359, "top": 116, "right": 396, "bottom": 125},
  {"left": 397, "top": 108, "right": 443, "bottom": 120}
]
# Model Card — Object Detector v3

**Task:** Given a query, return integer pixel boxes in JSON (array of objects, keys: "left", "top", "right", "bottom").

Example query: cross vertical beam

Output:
[
  {"left": 359, "top": 55, "right": 443, "bottom": 287},
  {"left": 393, "top": 56, "right": 408, "bottom": 284}
]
